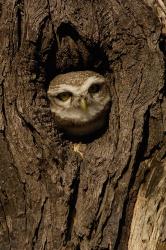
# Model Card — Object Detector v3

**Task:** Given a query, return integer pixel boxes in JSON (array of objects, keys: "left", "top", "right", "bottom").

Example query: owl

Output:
[{"left": 47, "top": 71, "right": 111, "bottom": 137}]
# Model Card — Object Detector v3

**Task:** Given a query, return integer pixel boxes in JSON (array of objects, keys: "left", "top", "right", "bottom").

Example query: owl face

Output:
[{"left": 47, "top": 71, "right": 111, "bottom": 136}]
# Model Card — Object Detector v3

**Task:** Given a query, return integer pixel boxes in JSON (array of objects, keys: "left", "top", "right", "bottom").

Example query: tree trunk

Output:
[{"left": 0, "top": 0, "right": 166, "bottom": 249}]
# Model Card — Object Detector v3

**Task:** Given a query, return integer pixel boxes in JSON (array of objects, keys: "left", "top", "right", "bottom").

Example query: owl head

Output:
[{"left": 47, "top": 71, "right": 111, "bottom": 136}]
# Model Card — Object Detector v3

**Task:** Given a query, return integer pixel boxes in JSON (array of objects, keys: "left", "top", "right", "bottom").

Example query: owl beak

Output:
[{"left": 80, "top": 98, "right": 88, "bottom": 111}]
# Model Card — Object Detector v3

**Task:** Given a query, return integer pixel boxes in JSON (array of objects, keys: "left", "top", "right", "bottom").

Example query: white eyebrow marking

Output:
[
  {"left": 80, "top": 76, "right": 105, "bottom": 92},
  {"left": 48, "top": 85, "right": 81, "bottom": 96},
  {"left": 48, "top": 76, "right": 106, "bottom": 96}
]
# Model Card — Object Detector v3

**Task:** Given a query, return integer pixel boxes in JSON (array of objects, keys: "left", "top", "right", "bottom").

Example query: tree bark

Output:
[{"left": 0, "top": 0, "right": 166, "bottom": 249}]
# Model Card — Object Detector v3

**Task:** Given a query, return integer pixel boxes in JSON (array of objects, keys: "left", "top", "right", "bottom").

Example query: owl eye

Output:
[
  {"left": 88, "top": 83, "right": 102, "bottom": 94},
  {"left": 56, "top": 92, "right": 72, "bottom": 101}
]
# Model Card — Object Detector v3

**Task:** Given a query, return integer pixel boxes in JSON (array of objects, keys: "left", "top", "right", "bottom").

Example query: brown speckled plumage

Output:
[{"left": 47, "top": 71, "right": 111, "bottom": 136}]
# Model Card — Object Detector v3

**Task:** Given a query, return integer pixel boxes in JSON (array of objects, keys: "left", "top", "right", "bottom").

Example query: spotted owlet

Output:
[{"left": 47, "top": 71, "right": 111, "bottom": 136}]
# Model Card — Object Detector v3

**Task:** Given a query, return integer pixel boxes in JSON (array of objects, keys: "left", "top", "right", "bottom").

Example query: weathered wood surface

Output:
[{"left": 0, "top": 0, "right": 166, "bottom": 249}]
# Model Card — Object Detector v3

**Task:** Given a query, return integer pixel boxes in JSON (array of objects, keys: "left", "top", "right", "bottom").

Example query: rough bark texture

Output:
[{"left": 0, "top": 0, "right": 166, "bottom": 249}]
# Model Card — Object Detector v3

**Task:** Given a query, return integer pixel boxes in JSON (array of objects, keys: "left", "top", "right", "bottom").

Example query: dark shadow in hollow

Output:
[{"left": 45, "top": 22, "right": 110, "bottom": 84}]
